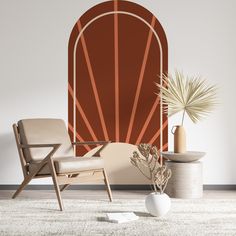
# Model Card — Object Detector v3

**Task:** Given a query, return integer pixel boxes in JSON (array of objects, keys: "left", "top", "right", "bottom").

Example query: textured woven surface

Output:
[{"left": 0, "top": 198, "right": 236, "bottom": 235}]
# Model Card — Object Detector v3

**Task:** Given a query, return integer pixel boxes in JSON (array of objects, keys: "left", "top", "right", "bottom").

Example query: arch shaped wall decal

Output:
[{"left": 68, "top": 0, "right": 168, "bottom": 156}]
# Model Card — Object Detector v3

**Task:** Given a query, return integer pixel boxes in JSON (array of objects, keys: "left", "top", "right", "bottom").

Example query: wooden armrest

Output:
[
  {"left": 72, "top": 141, "right": 111, "bottom": 157},
  {"left": 21, "top": 143, "right": 61, "bottom": 179},
  {"left": 21, "top": 143, "right": 61, "bottom": 149},
  {"left": 72, "top": 141, "right": 111, "bottom": 146}
]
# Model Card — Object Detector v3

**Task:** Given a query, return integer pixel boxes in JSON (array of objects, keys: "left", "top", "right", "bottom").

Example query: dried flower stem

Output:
[
  {"left": 181, "top": 110, "right": 186, "bottom": 126},
  {"left": 130, "top": 144, "right": 171, "bottom": 194}
]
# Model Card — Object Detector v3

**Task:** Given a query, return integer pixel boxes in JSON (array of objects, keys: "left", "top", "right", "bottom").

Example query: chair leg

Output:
[
  {"left": 48, "top": 159, "right": 64, "bottom": 211},
  {"left": 12, "top": 160, "right": 49, "bottom": 199},
  {"left": 12, "top": 175, "right": 33, "bottom": 199},
  {"left": 103, "top": 169, "right": 113, "bottom": 202}
]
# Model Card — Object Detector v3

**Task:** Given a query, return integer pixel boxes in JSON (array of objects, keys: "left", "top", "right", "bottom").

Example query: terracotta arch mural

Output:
[{"left": 68, "top": 0, "right": 168, "bottom": 157}]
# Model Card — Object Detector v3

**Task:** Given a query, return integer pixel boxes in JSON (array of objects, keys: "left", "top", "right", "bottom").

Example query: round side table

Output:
[{"left": 165, "top": 161, "right": 203, "bottom": 199}]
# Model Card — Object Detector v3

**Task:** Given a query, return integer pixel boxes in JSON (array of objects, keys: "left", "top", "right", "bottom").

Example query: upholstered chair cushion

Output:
[
  {"left": 18, "top": 119, "right": 74, "bottom": 162},
  {"left": 29, "top": 156, "right": 104, "bottom": 175}
]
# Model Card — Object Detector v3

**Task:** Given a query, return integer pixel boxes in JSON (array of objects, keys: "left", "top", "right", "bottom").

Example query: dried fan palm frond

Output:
[{"left": 156, "top": 71, "right": 217, "bottom": 125}]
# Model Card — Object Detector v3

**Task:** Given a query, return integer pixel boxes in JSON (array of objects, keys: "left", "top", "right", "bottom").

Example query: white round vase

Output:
[{"left": 145, "top": 192, "right": 171, "bottom": 217}]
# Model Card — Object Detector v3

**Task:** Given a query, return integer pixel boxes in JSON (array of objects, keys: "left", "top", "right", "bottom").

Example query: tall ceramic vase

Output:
[{"left": 171, "top": 125, "right": 186, "bottom": 153}]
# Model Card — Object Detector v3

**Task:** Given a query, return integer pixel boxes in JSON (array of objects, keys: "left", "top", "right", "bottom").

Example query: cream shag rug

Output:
[{"left": 0, "top": 198, "right": 236, "bottom": 236}]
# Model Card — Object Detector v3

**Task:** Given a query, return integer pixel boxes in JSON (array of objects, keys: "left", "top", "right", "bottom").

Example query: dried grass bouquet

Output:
[{"left": 130, "top": 144, "right": 171, "bottom": 194}]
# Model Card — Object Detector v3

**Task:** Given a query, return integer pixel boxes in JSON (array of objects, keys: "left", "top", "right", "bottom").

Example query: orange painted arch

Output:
[{"left": 68, "top": 0, "right": 168, "bottom": 155}]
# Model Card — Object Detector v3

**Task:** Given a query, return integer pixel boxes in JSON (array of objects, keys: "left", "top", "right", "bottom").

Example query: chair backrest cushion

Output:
[{"left": 18, "top": 119, "right": 74, "bottom": 162}]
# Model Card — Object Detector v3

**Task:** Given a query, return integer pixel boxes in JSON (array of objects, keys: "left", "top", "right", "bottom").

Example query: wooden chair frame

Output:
[{"left": 12, "top": 124, "right": 113, "bottom": 211}]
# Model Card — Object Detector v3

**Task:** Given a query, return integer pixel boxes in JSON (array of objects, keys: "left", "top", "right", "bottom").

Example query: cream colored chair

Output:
[{"left": 12, "top": 118, "right": 112, "bottom": 211}]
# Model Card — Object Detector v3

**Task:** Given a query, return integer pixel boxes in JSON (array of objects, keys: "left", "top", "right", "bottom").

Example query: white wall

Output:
[{"left": 0, "top": 0, "right": 235, "bottom": 185}]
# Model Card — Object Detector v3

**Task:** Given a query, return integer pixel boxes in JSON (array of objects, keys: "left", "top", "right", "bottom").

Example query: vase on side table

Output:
[{"left": 171, "top": 125, "right": 186, "bottom": 153}]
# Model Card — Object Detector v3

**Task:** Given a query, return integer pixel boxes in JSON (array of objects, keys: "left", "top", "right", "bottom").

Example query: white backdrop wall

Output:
[{"left": 0, "top": 0, "right": 235, "bottom": 185}]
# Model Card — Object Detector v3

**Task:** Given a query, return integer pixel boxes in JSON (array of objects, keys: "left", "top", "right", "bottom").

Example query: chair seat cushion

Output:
[{"left": 29, "top": 156, "right": 104, "bottom": 175}]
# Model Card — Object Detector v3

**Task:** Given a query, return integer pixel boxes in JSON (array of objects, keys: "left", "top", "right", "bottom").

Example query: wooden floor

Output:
[{"left": 0, "top": 190, "right": 235, "bottom": 200}]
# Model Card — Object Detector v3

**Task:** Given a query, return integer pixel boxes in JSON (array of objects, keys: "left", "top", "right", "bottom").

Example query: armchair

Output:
[{"left": 12, "top": 118, "right": 112, "bottom": 211}]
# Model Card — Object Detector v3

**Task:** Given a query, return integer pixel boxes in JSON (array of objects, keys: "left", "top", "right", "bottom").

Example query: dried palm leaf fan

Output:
[
  {"left": 156, "top": 70, "right": 217, "bottom": 153},
  {"left": 156, "top": 71, "right": 217, "bottom": 125}
]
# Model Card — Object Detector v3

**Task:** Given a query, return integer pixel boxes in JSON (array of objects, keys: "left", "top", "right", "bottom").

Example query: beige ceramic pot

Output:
[{"left": 171, "top": 125, "right": 186, "bottom": 153}]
